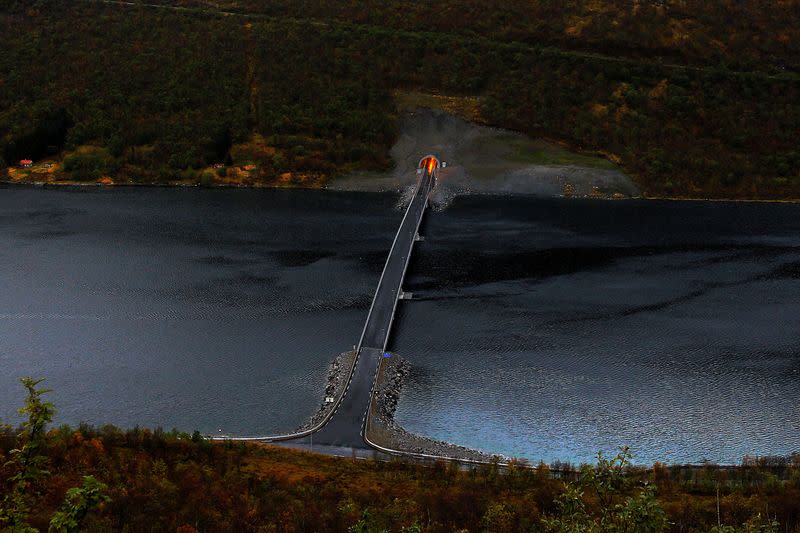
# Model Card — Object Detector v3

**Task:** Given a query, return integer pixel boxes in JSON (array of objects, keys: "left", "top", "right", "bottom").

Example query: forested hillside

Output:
[
  {"left": 168, "top": 0, "right": 800, "bottom": 72},
  {"left": 1, "top": 0, "right": 798, "bottom": 198}
]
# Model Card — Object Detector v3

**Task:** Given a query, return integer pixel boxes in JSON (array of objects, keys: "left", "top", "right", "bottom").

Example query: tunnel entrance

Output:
[{"left": 417, "top": 154, "right": 440, "bottom": 176}]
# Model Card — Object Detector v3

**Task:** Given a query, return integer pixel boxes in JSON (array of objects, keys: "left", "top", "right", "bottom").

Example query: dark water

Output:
[
  {"left": 393, "top": 196, "right": 800, "bottom": 464},
  {"left": 0, "top": 186, "right": 400, "bottom": 435},
  {"left": 2, "top": 187, "right": 799, "bottom": 464}
]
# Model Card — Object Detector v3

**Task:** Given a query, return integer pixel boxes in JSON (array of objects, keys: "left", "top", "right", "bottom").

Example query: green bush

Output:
[
  {"left": 62, "top": 147, "right": 116, "bottom": 181},
  {"left": 199, "top": 169, "right": 216, "bottom": 186}
]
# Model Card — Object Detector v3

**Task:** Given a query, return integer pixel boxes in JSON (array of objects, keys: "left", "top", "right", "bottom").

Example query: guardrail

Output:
[
  {"left": 210, "top": 169, "right": 432, "bottom": 443},
  {"left": 361, "top": 355, "right": 512, "bottom": 468},
  {"left": 209, "top": 353, "right": 358, "bottom": 442},
  {"left": 356, "top": 169, "right": 431, "bottom": 352},
  {"left": 379, "top": 173, "right": 432, "bottom": 352}
]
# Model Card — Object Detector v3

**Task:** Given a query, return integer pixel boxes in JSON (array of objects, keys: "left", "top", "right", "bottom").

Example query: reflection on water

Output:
[
  {"left": 1, "top": 187, "right": 799, "bottom": 464},
  {"left": 392, "top": 196, "right": 800, "bottom": 464}
]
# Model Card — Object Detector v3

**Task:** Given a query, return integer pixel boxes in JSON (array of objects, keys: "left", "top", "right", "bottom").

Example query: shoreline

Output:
[
  {"left": 4, "top": 107, "right": 798, "bottom": 204},
  {"left": 365, "top": 354, "right": 505, "bottom": 463},
  {"left": 294, "top": 350, "right": 358, "bottom": 433},
  {"left": 4, "top": 179, "right": 800, "bottom": 204},
  {"left": 295, "top": 349, "right": 505, "bottom": 462}
]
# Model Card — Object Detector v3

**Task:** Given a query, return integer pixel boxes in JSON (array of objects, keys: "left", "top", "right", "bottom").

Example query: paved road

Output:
[
  {"left": 360, "top": 167, "right": 434, "bottom": 352},
  {"left": 276, "top": 167, "right": 435, "bottom": 449}
]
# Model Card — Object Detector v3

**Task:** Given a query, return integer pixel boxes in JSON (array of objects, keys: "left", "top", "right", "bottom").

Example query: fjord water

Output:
[
  {"left": 0, "top": 186, "right": 401, "bottom": 436},
  {"left": 394, "top": 195, "right": 800, "bottom": 464},
  {"left": 1, "top": 187, "right": 799, "bottom": 464}
]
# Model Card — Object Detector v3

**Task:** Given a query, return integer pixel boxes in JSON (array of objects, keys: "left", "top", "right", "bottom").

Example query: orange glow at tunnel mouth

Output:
[{"left": 421, "top": 157, "right": 438, "bottom": 174}]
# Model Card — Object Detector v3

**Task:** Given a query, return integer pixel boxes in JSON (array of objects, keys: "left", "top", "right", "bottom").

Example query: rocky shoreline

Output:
[
  {"left": 294, "top": 350, "right": 357, "bottom": 433},
  {"left": 293, "top": 348, "right": 503, "bottom": 462},
  {"left": 367, "top": 354, "right": 505, "bottom": 464}
]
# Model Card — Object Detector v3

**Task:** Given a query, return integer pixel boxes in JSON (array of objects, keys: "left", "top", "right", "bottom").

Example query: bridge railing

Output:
[
  {"left": 356, "top": 168, "right": 432, "bottom": 352},
  {"left": 208, "top": 353, "right": 358, "bottom": 442},
  {"left": 210, "top": 168, "right": 433, "bottom": 443},
  {"left": 379, "top": 170, "right": 432, "bottom": 352}
]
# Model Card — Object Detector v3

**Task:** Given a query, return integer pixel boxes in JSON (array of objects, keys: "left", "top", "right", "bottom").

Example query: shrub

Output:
[{"left": 61, "top": 146, "right": 116, "bottom": 181}]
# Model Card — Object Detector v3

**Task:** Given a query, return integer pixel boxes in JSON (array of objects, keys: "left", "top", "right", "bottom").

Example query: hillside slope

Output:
[{"left": 1, "top": 0, "right": 798, "bottom": 198}]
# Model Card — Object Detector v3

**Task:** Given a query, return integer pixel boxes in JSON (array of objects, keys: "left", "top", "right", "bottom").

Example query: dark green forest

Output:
[
  {"left": 166, "top": 0, "right": 800, "bottom": 72},
  {"left": 1, "top": 0, "right": 799, "bottom": 197}
]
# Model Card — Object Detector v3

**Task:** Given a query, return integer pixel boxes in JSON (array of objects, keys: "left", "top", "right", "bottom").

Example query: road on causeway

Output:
[{"left": 275, "top": 164, "right": 435, "bottom": 451}]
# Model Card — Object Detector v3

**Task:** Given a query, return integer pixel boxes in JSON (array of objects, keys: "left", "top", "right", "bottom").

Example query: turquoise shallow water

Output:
[{"left": 2, "top": 186, "right": 799, "bottom": 464}]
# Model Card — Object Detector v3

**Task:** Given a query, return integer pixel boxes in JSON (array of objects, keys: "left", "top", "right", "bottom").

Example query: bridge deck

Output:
[
  {"left": 360, "top": 167, "right": 434, "bottom": 351},
  {"left": 281, "top": 168, "right": 434, "bottom": 448}
]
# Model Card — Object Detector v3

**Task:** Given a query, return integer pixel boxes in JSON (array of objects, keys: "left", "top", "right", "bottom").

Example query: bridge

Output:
[{"left": 260, "top": 155, "right": 440, "bottom": 454}]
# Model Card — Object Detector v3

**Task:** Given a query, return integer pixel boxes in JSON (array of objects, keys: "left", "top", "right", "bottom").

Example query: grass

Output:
[
  {"left": 393, "top": 90, "right": 619, "bottom": 172},
  {"left": 490, "top": 134, "right": 619, "bottom": 170}
]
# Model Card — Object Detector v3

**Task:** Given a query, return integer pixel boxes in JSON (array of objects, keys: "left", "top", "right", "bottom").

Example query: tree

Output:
[
  {"left": 481, "top": 502, "right": 514, "bottom": 532},
  {"left": 0, "top": 377, "right": 55, "bottom": 531},
  {"left": 709, "top": 514, "right": 779, "bottom": 533},
  {"left": 542, "top": 447, "right": 669, "bottom": 533},
  {"left": 48, "top": 476, "right": 110, "bottom": 533},
  {"left": 0, "top": 378, "right": 110, "bottom": 533}
]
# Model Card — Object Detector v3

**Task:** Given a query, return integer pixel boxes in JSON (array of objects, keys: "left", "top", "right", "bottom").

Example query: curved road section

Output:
[{"left": 270, "top": 163, "right": 436, "bottom": 453}]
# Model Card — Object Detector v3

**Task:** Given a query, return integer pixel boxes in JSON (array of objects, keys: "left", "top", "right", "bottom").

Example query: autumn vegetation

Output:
[
  {"left": 0, "top": 0, "right": 798, "bottom": 197},
  {"left": 1, "top": 379, "right": 799, "bottom": 532}
]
